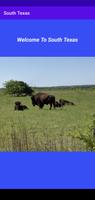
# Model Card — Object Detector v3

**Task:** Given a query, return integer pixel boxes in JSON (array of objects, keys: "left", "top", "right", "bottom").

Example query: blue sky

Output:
[{"left": 0, "top": 57, "right": 95, "bottom": 88}]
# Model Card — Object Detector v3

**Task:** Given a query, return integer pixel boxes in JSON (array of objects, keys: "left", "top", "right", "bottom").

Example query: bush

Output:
[
  {"left": 79, "top": 119, "right": 95, "bottom": 151},
  {"left": 4, "top": 80, "right": 34, "bottom": 96}
]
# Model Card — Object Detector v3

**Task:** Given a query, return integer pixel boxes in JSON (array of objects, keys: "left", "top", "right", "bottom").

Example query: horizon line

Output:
[{"left": 0, "top": 84, "right": 95, "bottom": 89}]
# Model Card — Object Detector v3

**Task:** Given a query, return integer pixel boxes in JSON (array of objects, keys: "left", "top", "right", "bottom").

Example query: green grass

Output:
[{"left": 0, "top": 88, "right": 95, "bottom": 151}]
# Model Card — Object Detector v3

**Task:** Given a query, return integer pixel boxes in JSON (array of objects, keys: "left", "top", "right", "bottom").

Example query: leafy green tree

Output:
[{"left": 4, "top": 80, "right": 33, "bottom": 96}]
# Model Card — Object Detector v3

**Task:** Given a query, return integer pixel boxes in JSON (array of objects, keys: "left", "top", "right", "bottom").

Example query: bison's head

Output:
[
  {"left": 15, "top": 101, "right": 21, "bottom": 106},
  {"left": 31, "top": 96, "right": 36, "bottom": 106}
]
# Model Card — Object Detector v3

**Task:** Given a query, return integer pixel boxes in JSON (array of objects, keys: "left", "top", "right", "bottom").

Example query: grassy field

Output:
[{"left": 0, "top": 87, "right": 95, "bottom": 151}]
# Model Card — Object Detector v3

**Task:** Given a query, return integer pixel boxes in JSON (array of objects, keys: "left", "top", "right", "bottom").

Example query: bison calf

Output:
[
  {"left": 55, "top": 101, "right": 62, "bottom": 108},
  {"left": 59, "top": 99, "right": 75, "bottom": 107},
  {"left": 14, "top": 101, "right": 28, "bottom": 111}
]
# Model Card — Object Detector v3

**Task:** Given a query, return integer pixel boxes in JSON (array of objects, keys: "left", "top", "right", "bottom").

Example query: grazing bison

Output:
[
  {"left": 14, "top": 101, "right": 28, "bottom": 111},
  {"left": 31, "top": 93, "right": 55, "bottom": 110},
  {"left": 59, "top": 99, "right": 75, "bottom": 107},
  {"left": 55, "top": 101, "right": 62, "bottom": 108}
]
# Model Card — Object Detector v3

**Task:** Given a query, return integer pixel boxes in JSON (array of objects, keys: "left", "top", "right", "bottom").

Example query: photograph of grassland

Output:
[{"left": 0, "top": 57, "right": 95, "bottom": 151}]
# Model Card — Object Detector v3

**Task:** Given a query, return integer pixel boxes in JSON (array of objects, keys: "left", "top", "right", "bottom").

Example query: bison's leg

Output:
[
  {"left": 39, "top": 102, "right": 44, "bottom": 109},
  {"left": 53, "top": 103, "right": 56, "bottom": 109},
  {"left": 37, "top": 99, "right": 43, "bottom": 109},
  {"left": 49, "top": 103, "right": 52, "bottom": 110},
  {"left": 53, "top": 97, "right": 56, "bottom": 109},
  {"left": 39, "top": 105, "right": 44, "bottom": 109}
]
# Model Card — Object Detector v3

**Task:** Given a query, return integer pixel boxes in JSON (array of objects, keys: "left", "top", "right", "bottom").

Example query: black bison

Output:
[
  {"left": 31, "top": 93, "right": 55, "bottom": 110},
  {"left": 14, "top": 101, "right": 28, "bottom": 111},
  {"left": 59, "top": 99, "right": 75, "bottom": 107},
  {"left": 55, "top": 101, "right": 62, "bottom": 108}
]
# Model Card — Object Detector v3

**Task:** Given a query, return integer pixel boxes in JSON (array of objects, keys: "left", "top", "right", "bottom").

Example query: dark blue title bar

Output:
[
  {"left": 0, "top": 0, "right": 95, "bottom": 6},
  {"left": 0, "top": 20, "right": 95, "bottom": 57}
]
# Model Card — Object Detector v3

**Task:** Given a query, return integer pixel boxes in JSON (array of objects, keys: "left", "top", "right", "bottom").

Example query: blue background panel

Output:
[
  {"left": 0, "top": 153, "right": 95, "bottom": 189},
  {"left": 0, "top": 20, "right": 95, "bottom": 189},
  {"left": 0, "top": 20, "right": 95, "bottom": 56}
]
